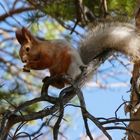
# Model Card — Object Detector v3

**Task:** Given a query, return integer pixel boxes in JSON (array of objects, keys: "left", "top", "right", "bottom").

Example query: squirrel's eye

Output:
[{"left": 26, "top": 47, "right": 30, "bottom": 52}]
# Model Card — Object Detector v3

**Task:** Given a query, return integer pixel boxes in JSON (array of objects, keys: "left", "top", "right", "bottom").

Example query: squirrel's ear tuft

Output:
[
  {"left": 22, "top": 27, "right": 35, "bottom": 43},
  {"left": 15, "top": 28, "right": 25, "bottom": 45},
  {"left": 16, "top": 27, "right": 37, "bottom": 45}
]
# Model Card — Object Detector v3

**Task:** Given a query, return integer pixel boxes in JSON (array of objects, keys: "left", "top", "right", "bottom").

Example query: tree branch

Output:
[{"left": 0, "top": 7, "right": 35, "bottom": 21}]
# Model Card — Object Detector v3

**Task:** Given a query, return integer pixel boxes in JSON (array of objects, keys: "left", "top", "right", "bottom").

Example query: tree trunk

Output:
[{"left": 128, "top": 62, "right": 140, "bottom": 140}]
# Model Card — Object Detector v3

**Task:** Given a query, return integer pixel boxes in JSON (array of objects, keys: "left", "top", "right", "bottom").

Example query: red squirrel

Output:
[
  {"left": 16, "top": 28, "right": 84, "bottom": 88},
  {"left": 16, "top": 22, "right": 140, "bottom": 88}
]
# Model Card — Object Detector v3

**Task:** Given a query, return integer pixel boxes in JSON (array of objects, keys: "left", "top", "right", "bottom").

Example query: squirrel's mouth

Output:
[{"left": 21, "top": 52, "right": 41, "bottom": 63}]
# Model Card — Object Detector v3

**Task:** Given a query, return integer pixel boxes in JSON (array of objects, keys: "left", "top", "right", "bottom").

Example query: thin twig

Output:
[
  {"left": 105, "top": 126, "right": 140, "bottom": 136},
  {"left": 53, "top": 87, "right": 70, "bottom": 140},
  {"left": 76, "top": 87, "right": 93, "bottom": 140},
  {"left": 101, "top": 118, "right": 140, "bottom": 125}
]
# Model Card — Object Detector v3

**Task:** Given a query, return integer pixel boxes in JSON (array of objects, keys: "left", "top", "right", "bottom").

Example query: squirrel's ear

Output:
[
  {"left": 22, "top": 27, "right": 35, "bottom": 43},
  {"left": 15, "top": 29, "right": 25, "bottom": 45},
  {"left": 135, "top": 8, "right": 140, "bottom": 29}
]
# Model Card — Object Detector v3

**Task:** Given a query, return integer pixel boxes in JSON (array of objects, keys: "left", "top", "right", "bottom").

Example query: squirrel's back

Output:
[{"left": 79, "top": 22, "right": 140, "bottom": 64}]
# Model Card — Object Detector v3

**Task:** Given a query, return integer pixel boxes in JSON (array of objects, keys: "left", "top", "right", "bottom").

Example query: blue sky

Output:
[{"left": 0, "top": 1, "right": 133, "bottom": 139}]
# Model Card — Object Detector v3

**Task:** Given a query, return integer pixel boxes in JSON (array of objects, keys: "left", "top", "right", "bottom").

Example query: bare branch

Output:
[
  {"left": 106, "top": 126, "right": 140, "bottom": 136},
  {"left": 0, "top": 6, "right": 35, "bottom": 21}
]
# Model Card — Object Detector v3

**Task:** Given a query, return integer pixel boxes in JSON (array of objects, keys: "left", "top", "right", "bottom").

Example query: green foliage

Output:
[
  {"left": 37, "top": 0, "right": 137, "bottom": 20},
  {"left": 44, "top": 0, "right": 76, "bottom": 20},
  {"left": 108, "top": 0, "right": 136, "bottom": 17}
]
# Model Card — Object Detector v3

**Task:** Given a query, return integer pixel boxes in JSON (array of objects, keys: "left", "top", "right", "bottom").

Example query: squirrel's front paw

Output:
[{"left": 23, "top": 65, "right": 30, "bottom": 72}]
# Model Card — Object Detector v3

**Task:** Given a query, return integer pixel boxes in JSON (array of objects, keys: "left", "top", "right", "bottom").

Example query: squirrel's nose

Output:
[{"left": 21, "top": 55, "right": 28, "bottom": 63}]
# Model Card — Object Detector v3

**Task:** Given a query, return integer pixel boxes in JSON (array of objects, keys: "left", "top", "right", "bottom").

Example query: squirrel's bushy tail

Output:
[{"left": 79, "top": 22, "right": 140, "bottom": 64}]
